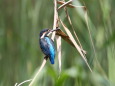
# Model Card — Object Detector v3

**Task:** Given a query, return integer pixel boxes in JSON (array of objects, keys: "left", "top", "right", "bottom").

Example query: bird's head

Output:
[
  {"left": 40, "top": 29, "right": 50, "bottom": 38},
  {"left": 40, "top": 28, "right": 58, "bottom": 38}
]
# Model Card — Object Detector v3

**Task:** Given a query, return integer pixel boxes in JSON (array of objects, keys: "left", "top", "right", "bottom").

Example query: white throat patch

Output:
[{"left": 40, "top": 33, "right": 46, "bottom": 38}]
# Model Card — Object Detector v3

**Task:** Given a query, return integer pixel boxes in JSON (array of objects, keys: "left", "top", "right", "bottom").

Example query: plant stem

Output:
[{"left": 28, "top": 58, "right": 47, "bottom": 86}]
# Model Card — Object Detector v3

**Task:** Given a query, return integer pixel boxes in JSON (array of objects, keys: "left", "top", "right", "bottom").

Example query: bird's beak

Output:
[
  {"left": 47, "top": 28, "right": 59, "bottom": 36},
  {"left": 50, "top": 28, "right": 59, "bottom": 32}
]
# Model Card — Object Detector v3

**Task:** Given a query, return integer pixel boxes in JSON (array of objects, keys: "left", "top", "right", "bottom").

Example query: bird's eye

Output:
[{"left": 47, "top": 29, "right": 50, "bottom": 32}]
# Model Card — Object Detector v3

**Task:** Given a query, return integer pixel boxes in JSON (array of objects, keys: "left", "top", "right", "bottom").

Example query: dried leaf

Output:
[
  {"left": 64, "top": 7, "right": 86, "bottom": 54},
  {"left": 59, "top": 19, "right": 92, "bottom": 72},
  {"left": 56, "top": 29, "right": 75, "bottom": 47}
]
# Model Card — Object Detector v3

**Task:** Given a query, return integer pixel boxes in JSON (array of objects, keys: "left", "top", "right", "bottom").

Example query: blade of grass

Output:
[
  {"left": 71, "top": 0, "right": 105, "bottom": 74},
  {"left": 84, "top": 12, "right": 105, "bottom": 73},
  {"left": 84, "top": 10, "right": 108, "bottom": 77},
  {"left": 59, "top": 19, "right": 92, "bottom": 72}
]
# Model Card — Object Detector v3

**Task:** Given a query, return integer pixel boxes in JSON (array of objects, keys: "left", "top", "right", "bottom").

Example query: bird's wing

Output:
[
  {"left": 40, "top": 38, "right": 50, "bottom": 55},
  {"left": 40, "top": 37, "right": 55, "bottom": 64},
  {"left": 39, "top": 37, "right": 55, "bottom": 56}
]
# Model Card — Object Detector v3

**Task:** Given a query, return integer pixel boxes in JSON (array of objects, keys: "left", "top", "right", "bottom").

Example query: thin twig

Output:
[
  {"left": 58, "top": 0, "right": 72, "bottom": 10},
  {"left": 57, "top": 1, "right": 75, "bottom": 8},
  {"left": 51, "top": 0, "right": 58, "bottom": 40},
  {"left": 57, "top": 1, "right": 86, "bottom": 10},
  {"left": 29, "top": 57, "right": 48, "bottom": 86},
  {"left": 14, "top": 83, "right": 18, "bottom": 86},
  {"left": 15, "top": 79, "right": 32, "bottom": 86}
]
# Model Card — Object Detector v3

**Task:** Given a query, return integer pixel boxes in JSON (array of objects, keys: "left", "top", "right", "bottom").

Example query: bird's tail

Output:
[{"left": 50, "top": 58, "right": 54, "bottom": 64}]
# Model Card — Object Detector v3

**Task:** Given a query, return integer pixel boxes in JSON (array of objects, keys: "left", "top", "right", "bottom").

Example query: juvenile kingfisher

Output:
[{"left": 39, "top": 29, "right": 57, "bottom": 64}]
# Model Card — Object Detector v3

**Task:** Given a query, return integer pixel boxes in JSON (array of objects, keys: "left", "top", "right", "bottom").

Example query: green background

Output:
[{"left": 0, "top": 0, "right": 115, "bottom": 86}]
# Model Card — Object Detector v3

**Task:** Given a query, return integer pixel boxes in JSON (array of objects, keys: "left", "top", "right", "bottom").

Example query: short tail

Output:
[{"left": 50, "top": 59, "right": 54, "bottom": 64}]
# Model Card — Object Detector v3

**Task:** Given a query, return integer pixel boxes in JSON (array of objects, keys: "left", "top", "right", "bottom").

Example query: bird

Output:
[{"left": 39, "top": 29, "right": 57, "bottom": 64}]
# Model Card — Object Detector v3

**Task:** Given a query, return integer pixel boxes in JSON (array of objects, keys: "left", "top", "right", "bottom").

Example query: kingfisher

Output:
[{"left": 39, "top": 29, "right": 57, "bottom": 64}]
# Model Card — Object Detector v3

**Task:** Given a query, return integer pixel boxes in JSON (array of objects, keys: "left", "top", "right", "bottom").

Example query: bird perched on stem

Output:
[{"left": 39, "top": 29, "right": 58, "bottom": 64}]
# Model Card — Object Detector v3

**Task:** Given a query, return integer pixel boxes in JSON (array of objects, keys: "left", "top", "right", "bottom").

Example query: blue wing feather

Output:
[{"left": 39, "top": 37, "right": 55, "bottom": 64}]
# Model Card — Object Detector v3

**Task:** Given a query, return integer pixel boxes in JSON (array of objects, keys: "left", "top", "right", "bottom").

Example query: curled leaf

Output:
[
  {"left": 56, "top": 29, "right": 75, "bottom": 47},
  {"left": 59, "top": 19, "right": 92, "bottom": 72},
  {"left": 55, "top": 29, "right": 86, "bottom": 54}
]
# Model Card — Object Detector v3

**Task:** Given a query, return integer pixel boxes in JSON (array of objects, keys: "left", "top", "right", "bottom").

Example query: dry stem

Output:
[
  {"left": 28, "top": 57, "right": 47, "bottom": 86},
  {"left": 58, "top": 0, "right": 72, "bottom": 10},
  {"left": 51, "top": 0, "right": 59, "bottom": 40}
]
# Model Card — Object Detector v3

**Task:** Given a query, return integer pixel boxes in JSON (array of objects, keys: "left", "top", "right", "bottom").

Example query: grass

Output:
[{"left": 0, "top": 0, "right": 115, "bottom": 86}]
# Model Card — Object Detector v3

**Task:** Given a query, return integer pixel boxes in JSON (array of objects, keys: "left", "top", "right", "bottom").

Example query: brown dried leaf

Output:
[
  {"left": 64, "top": 7, "right": 86, "bottom": 54},
  {"left": 56, "top": 29, "right": 75, "bottom": 47},
  {"left": 59, "top": 19, "right": 92, "bottom": 72}
]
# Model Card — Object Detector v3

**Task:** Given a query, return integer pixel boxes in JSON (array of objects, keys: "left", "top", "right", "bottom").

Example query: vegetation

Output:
[{"left": 0, "top": 0, "right": 115, "bottom": 86}]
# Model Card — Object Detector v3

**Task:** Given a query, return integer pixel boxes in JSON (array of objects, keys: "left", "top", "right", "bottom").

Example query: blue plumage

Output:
[{"left": 39, "top": 29, "right": 56, "bottom": 64}]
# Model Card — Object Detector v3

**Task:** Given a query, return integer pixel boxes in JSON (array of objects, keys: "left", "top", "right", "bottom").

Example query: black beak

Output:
[
  {"left": 50, "top": 28, "right": 59, "bottom": 32},
  {"left": 47, "top": 28, "right": 60, "bottom": 36}
]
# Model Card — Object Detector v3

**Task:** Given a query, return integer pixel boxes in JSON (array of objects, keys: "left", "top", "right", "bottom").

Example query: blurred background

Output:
[{"left": 0, "top": 0, "right": 115, "bottom": 86}]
